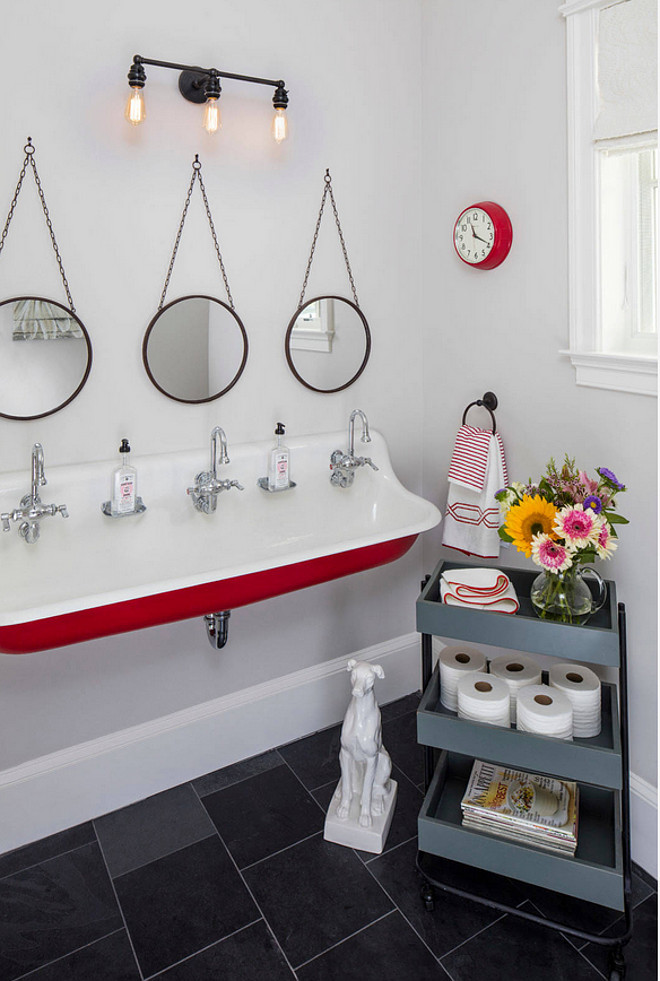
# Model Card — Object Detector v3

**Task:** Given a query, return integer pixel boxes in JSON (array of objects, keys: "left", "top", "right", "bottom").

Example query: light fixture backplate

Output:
[{"left": 178, "top": 70, "right": 209, "bottom": 104}]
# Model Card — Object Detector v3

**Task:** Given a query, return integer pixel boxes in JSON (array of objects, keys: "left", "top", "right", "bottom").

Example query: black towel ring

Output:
[{"left": 462, "top": 391, "right": 498, "bottom": 434}]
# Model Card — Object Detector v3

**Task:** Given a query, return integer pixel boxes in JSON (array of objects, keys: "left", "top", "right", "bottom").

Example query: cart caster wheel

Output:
[
  {"left": 607, "top": 947, "right": 626, "bottom": 980},
  {"left": 420, "top": 881, "right": 435, "bottom": 911}
]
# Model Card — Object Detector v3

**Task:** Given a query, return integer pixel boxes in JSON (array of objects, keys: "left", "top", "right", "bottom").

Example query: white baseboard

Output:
[
  {"left": 0, "top": 633, "right": 420, "bottom": 855},
  {"left": 630, "top": 772, "right": 658, "bottom": 880}
]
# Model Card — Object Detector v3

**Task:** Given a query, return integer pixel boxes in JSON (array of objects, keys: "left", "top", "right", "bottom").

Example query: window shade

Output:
[{"left": 594, "top": 0, "right": 657, "bottom": 141}]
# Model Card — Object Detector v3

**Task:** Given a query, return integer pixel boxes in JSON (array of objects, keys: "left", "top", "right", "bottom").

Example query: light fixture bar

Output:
[{"left": 132, "top": 55, "right": 285, "bottom": 93}]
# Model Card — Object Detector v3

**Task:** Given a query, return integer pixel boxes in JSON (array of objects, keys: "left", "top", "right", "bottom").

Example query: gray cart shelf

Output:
[{"left": 415, "top": 559, "right": 632, "bottom": 980}]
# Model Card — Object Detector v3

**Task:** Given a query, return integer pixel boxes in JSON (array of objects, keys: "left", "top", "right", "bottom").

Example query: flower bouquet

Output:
[{"left": 495, "top": 458, "right": 628, "bottom": 624}]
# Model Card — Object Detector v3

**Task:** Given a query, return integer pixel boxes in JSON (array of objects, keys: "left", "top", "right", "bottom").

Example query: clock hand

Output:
[{"left": 472, "top": 231, "right": 489, "bottom": 244}]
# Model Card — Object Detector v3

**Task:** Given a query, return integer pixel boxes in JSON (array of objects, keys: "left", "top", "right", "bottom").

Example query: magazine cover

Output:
[{"left": 461, "top": 760, "right": 579, "bottom": 852}]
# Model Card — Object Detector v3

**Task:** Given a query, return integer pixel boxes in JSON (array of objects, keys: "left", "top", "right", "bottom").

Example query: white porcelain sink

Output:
[{"left": 0, "top": 430, "right": 440, "bottom": 653}]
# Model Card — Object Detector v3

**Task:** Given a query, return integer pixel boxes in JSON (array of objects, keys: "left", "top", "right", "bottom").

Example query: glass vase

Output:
[{"left": 530, "top": 566, "right": 607, "bottom": 625}]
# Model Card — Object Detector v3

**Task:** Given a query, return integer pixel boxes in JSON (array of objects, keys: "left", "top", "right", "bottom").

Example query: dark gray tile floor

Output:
[{"left": 0, "top": 693, "right": 656, "bottom": 980}]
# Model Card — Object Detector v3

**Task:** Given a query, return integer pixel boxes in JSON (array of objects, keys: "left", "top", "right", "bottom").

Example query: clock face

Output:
[{"left": 454, "top": 207, "right": 495, "bottom": 265}]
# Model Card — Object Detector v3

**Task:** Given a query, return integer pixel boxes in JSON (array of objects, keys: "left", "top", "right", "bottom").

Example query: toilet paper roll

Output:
[
  {"left": 439, "top": 645, "right": 488, "bottom": 712},
  {"left": 549, "top": 663, "right": 602, "bottom": 738},
  {"left": 457, "top": 674, "right": 510, "bottom": 727},
  {"left": 489, "top": 655, "right": 542, "bottom": 724},
  {"left": 517, "top": 685, "right": 573, "bottom": 740}
]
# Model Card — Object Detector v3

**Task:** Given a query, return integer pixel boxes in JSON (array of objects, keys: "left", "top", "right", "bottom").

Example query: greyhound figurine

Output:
[{"left": 337, "top": 659, "right": 392, "bottom": 828}]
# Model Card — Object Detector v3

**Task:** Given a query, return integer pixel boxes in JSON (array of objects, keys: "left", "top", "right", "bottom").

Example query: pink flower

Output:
[
  {"left": 554, "top": 505, "right": 601, "bottom": 549},
  {"left": 531, "top": 534, "right": 573, "bottom": 572},
  {"left": 595, "top": 522, "right": 618, "bottom": 559}
]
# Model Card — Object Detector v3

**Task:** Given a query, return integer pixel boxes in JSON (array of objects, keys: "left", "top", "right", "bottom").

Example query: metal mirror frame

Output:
[
  {"left": 142, "top": 293, "right": 249, "bottom": 405},
  {"left": 0, "top": 295, "right": 93, "bottom": 421},
  {"left": 284, "top": 295, "right": 371, "bottom": 394}
]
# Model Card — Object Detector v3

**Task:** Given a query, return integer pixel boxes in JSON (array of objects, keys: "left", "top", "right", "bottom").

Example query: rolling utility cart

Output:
[{"left": 415, "top": 560, "right": 633, "bottom": 981}]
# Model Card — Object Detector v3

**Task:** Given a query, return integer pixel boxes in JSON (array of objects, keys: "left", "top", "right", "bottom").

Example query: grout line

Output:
[
  {"left": 14, "top": 928, "right": 125, "bottom": 980},
  {"left": 143, "top": 918, "right": 263, "bottom": 979},
  {"left": 293, "top": 909, "right": 397, "bottom": 971},
  {"left": 107, "top": 831, "right": 217, "bottom": 883},
  {"left": 94, "top": 830, "right": 145, "bottom": 981},
  {"left": 0, "top": 838, "right": 97, "bottom": 883},
  {"left": 438, "top": 912, "right": 509, "bottom": 963},
  {"left": 239, "top": 830, "right": 324, "bottom": 872},
  {"left": 194, "top": 750, "right": 286, "bottom": 798},
  {"left": 576, "top": 944, "right": 609, "bottom": 981},
  {"left": 190, "top": 782, "right": 297, "bottom": 979},
  {"left": 279, "top": 752, "right": 337, "bottom": 807},
  {"left": 359, "top": 850, "right": 442, "bottom": 965},
  {"left": 364, "top": 834, "right": 418, "bottom": 864}
]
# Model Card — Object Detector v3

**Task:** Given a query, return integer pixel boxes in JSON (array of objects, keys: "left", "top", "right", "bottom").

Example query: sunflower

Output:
[{"left": 504, "top": 494, "right": 558, "bottom": 558}]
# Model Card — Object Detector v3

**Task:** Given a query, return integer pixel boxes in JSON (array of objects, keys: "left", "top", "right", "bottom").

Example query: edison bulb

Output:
[
  {"left": 272, "top": 107, "right": 288, "bottom": 143},
  {"left": 203, "top": 98, "right": 221, "bottom": 134},
  {"left": 125, "top": 87, "right": 145, "bottom": 126}
]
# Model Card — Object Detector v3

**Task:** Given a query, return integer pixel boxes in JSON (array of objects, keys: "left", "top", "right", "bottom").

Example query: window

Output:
[{"left": 561, "top": 0, "right": 658, "bottom": 396}]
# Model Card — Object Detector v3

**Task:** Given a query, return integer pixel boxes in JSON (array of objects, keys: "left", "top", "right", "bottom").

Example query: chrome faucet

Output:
[
  {"left": 1, "top": 443, "right": 69, "bottom": 544},
  {"left": 187, "top": 426, "right": 244, "bottom": 513},
  {"left": 330, "top": 409, "right": 379, "bottom": 488}
]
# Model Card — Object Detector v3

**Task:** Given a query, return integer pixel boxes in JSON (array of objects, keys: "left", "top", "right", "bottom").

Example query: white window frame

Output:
[
  {"left": 289, "top": 299, "right": 336, "bottom": 353},
  {"left": 560, "top": 0, "right": 657, "bottom": 397}
]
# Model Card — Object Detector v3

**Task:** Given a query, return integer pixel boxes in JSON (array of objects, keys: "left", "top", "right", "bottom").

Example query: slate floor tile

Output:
[
  {"left": 381, "top": 711, "right": 423, "bottom": 786},
  {"left": 94, "top": 783, "right": 215, "bottom": 878},
  {"left": 417, "top": 850, "right": 528, "bottom": 909},
  {"left": 278, "top": 725, "right": 342, "bottom": 791},
  {"left": 242, "top": 833, "right": 393, "bottom": 967},
  {"left": 113, "top": 835, "right": 258, "bottom": 979},
  {"left": 380, "top": 692, "right": 422, "bottom": 724},
  {"left": 312, "top": 764, "right": 422, "bottom": 861},
  {"left": 367, "top": 839, "right": 516, "bottom": 959},
  {"left": 202, "top": 762, "right": 324, "bottom": 869},
  {"left": 0, "top": 842, "right": 122, "bottom": 981},
  {"left": 582, "top": 893, "right": 657, "bottom": 981},
  {"left": 155, "top": 920, "right": 293, "bottom": 980},
  {"left": 18, "top": 929, "right": 140, "bottom": 980},
  {"left": 441, "top": 901, "right": 604, "bottom": 980},
  {"left": 0, "top": 824, "right": 96, "bottom": 881},
  {"left": 192, "top": 749, "right": 284, "bottom": 798},
  {"left": 296, "top": 910, "right": 443, "bottom": 980}
]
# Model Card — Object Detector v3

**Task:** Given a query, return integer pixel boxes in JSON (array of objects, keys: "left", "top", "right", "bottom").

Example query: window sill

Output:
[
  {"left": 560, "top": 350, "right": 658, "bottom": 397},
  {"left": 289, "top": 327, "right": 335, "bottom": 353}
]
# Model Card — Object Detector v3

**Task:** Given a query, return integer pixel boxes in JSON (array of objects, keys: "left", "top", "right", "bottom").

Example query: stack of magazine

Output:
[{"left": 460, "top": 760, "right": 579, "bottom": 856}]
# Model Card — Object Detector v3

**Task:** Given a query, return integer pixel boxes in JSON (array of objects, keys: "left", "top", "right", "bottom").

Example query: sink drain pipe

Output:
[{"left": 204, "top": 611, "right": 231, "bottom": 649}]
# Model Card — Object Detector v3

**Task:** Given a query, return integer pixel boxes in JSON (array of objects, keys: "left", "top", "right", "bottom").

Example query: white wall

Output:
[
  {"left": 0, "top": 1, "right": 424, "bottom": 764},
  {"left": 421, "top": 0, "right": 657, "bottom": 866}
]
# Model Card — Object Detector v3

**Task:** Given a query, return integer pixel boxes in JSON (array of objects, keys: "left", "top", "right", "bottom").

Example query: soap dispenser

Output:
[
  {"left": 111, "top": 438, "right": 138, "bottom": 515},
  {"left": 268, "top": 422, "right": 290, "bottom": 491}
]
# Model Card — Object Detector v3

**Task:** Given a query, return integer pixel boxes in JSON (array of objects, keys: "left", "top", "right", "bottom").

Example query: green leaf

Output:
[
  {"left": 498, "top": 527, "right": 514, "bottom": 543},
  {"left": 604, "top": 511, "right": 629, "bottom": 525}
]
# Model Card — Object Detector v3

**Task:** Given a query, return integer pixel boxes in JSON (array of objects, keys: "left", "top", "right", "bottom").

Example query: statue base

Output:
[{"left": 323, "top": 780, "right": 398, "bottom": 854}]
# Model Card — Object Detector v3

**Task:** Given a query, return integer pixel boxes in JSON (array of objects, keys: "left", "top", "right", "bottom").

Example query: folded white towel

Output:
[
  {"left": 442, "top": 426, "right": 508, "bottom": 559},
  {"left": 441, "top": 568, "right": 519, "bottom": 614}
]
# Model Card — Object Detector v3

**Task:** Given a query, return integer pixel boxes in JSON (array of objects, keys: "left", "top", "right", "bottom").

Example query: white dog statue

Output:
[{"left": 324, "top": 659, "right": 398, "bottom": 853}]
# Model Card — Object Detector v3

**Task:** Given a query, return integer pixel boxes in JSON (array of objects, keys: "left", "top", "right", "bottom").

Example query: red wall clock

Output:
[{"left": 453, "top": 201, "right": 513, "bottom": 270}]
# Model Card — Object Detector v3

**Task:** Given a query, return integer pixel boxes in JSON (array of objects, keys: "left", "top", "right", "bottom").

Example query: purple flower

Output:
[
  {"left": 597, "top": 467, "right": 624, "bottom": 490},
  {"left": 583, "top": 495, "right": 603, "bottom": 514}
]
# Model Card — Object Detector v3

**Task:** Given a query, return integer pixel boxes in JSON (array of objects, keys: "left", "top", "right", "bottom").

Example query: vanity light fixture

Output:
[{"left": 125, "top": 55, "right": 289, "bottom": 141}]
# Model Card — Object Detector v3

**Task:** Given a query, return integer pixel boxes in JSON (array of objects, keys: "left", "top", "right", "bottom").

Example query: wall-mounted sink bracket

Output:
[
  {"left": 101, "top": 498, "right": 147, "bottom": 518},
  {"left": 204, "top": 610, "right": 231, "bottom": 649},
  {"left": 257, "top": 477, "right": 297, "bottom": 493}
]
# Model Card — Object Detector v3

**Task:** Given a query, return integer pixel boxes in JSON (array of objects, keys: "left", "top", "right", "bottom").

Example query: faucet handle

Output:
[
  {"left": 56, "top": 504, "right": 69, "bottom": 519},
  {"left": 363, "top": 457, "right": 379, "bottom": 471},
  {"left": 229, "top": 480, "right": 244, "bottom": 491},
  {"left": 1, "top": 513, "right": 11, "bottom": 532}
]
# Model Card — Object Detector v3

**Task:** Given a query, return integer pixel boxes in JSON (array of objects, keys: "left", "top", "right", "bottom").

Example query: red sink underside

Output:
[{"left": 0, "top": 534, "right": 417, "bottom": 654}]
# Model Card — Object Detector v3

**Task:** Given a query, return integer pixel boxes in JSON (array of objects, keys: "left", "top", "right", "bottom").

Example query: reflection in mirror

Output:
[
  {"left": 0, "top": 296, "right": 92, "bottom": 420},
  {"left": 143, "top": 295, "right": 249, "bottom": 404},
  {"left": 285, "top": 296, "right": 371, "bottom": 393}
]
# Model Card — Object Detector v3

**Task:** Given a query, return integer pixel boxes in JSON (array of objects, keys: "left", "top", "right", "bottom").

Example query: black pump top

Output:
[
  {"left": 119, "top": 438, "right": 131, "bottom": 455},
  {"left": 275, "top": 422, "right": 285, "bottom": 436}
]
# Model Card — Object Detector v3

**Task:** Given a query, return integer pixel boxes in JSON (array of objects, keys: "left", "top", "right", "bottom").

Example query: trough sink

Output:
[{"left": 0, "top": 429, "right": 441, "bottom": 653}]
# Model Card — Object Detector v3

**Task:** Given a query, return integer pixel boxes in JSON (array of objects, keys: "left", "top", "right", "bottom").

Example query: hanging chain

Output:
[
  {"left": 298, "top": 169, "right": 359, "bottom": 310},
  {"left": 0, "top": 139, "right": 75, "bottom": 312},
  {"left": 158, "top": 155, "right": 234, "bottom": 311}
]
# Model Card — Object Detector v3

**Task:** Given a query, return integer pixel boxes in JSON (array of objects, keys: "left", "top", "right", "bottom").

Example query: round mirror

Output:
[
  {"left": 143, "top": 295, "right": 248, "bottom": 404},
  {"left": 285, "top": 296, "right": 371, "bottom": 393},
  {"left": 0, "top": 296, "right": 92, "bottom": 421}
]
